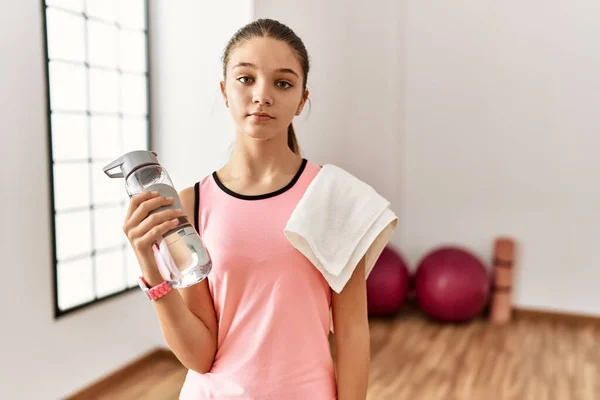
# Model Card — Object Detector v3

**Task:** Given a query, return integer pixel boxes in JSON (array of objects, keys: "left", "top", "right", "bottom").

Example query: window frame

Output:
[{"left": 40, "top": 0, "right": 153, "bottom": 318}]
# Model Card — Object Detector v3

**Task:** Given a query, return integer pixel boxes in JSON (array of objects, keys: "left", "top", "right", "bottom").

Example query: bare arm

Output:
[
  {"left": 331, "top": 256, "right": 371, "bottom": 399},
  {"left": 149, "top": 279, "right": 217, "bottom": 374},
  {"left": 125, "top": 188, "right": 218, "bottom": 373}
]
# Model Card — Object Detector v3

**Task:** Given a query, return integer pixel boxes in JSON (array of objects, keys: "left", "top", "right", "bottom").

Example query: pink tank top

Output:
[{"left": 179, "top": 159, "right": 336, "bottom": 400}]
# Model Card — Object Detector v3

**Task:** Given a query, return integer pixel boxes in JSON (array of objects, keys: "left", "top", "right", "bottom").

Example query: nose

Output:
[{"left": 252, "top": 80, "right": 273, "bottom": 106}]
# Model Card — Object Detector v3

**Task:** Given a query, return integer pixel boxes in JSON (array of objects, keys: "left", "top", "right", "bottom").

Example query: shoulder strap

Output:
[{"left": 193, "top": 181, "right": 200, "bottom": 233}]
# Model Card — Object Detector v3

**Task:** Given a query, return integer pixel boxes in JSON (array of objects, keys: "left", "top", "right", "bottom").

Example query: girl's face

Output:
[{"left": 221, "top": 37, "right": 308, "bottom": 143}]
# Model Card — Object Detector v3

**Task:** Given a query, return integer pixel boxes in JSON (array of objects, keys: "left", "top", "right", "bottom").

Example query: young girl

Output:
[{"left": 123, "top": 19, "right": 392, "bottom": 399}]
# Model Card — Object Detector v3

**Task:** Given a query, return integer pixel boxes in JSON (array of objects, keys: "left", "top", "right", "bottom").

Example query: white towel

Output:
[{"left": 284, "top": 164, "right": 398, "bottom": 293}]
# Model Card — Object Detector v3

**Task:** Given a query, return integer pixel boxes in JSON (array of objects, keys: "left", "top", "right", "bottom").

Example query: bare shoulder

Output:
[
  {"left": 179, "top": 186, "right": 195, "bottom": 203},
  {"left": 178, "top": 186, "right": 196, "bottom": 220}
]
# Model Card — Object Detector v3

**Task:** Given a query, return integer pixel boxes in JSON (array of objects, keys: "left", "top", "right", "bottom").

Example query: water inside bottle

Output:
[{"left": 158, "top": 222, "right": 212, "bottom": 288}]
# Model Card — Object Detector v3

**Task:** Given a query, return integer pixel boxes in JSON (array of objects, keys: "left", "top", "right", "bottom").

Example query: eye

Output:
[
  {"left": 276, "top": 81, "right": 293, "bottom": 89},
  {"left": 237, "top": 76, "right": 253, "bottom": 84}
]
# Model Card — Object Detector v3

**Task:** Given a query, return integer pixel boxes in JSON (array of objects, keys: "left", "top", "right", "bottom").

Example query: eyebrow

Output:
[{"left": 233, "top": 62, "right": 300, "bottom": 78}]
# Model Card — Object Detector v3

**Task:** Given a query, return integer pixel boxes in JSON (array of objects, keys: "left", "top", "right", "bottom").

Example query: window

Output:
[{"left": 41, "top": 0, "right": 151, "bottom": 317}]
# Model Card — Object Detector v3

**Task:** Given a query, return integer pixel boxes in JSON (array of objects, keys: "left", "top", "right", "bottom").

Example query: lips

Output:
[{"left": 250, "top": 112, "right": 274, "bottom": 119}]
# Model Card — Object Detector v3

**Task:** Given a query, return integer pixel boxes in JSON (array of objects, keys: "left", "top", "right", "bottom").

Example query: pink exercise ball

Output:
[
  {"left": 415, "top": 246, "right": 490, "bottom": 322},
  {"left": 366, "top": 246, "right": 410, "bottom": 316}
]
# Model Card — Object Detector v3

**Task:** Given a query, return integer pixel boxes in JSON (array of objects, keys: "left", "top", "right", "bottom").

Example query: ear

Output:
[
  {"left": 220, "top": 81, "right": 228, "bottom": 107},
  {"left": 296, "top": 89, "right": 309, "bottom": 115}
]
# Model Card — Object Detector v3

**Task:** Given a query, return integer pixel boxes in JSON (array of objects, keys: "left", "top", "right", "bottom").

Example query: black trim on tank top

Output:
[
  {"left": 194, "top": 181, "right": 200, "bottom": 232},
  {"left": 212, "top": 158, "right": 308, "bottom": 200}
]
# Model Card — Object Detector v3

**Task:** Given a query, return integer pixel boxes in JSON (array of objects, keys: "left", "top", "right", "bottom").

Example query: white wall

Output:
[
  {"left": 254, "top": 1, "right": 600, "bottom": 316},
  {"left": 0, "top": 2, "right": 163, "bottom": 399},
  {"left": 399, "top": 1, "right": 600, "bottom": 316},
  {"left": 150, "top": 0, "right": 253, "bottom": 190}
]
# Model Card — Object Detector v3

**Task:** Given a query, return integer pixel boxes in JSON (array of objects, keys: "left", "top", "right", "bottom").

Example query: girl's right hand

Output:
[{"left": 122, "top": 191, "right": 184, "bottom": 281}]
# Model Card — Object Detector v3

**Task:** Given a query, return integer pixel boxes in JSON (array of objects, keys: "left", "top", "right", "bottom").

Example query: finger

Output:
[
  {"left": 125, "top": 191, "right": 160, "bottom": 222},
  {"left": 134, "top": 216, "right": 181, "bottom": 251},
  {"left": 126, "top": 195, "right": 174, "bottom": 232},
  {"left": 132, "top": 208, "right": 183, "bottom": 240}
]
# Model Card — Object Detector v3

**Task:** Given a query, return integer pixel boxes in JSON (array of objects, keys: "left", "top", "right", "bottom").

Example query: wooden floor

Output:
[
  {"left": 84, "top": 310, "right": 600, "bottom": 400},
  {"left": 366, "top": 311, "right": 600, "bottom": 400},
  {"left": 73, "top": 352, "right": 188, "bottom": 400}
]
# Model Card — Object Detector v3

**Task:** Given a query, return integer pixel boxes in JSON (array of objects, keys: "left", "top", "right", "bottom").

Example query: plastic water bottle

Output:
[{"left": 103, "top": 150, "right": 211, "bottom": 288}]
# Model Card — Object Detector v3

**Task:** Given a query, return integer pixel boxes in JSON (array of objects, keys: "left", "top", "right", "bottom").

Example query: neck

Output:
[{"left": 226, "top": 131, "right": 301, "bottom": 179}]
